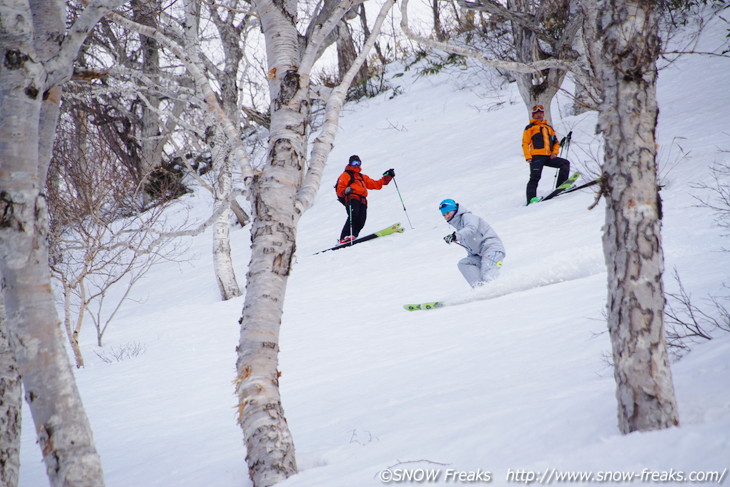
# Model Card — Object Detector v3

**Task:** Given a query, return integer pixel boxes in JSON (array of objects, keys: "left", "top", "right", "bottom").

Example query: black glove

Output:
[
  {"left": 383, "top": 168, "right": 395, "bottom": 178},
  {"left": 344, "top": 187, "right": 352, "bottom": 195},
  {"left": 443, "top": 232, "right": 456, "bottom": 244}
]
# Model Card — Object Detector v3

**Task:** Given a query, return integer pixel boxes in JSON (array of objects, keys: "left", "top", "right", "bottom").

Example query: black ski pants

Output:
[
  {"left": 526, "top": 155, "right": 570, "bottom": 203},
  {"left": 340, "top": 198, "right": 368, "bottom": 240}
]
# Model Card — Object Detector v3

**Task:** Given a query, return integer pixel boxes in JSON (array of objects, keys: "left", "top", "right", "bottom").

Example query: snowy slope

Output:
[{"left": 19, "top": 13, "right": 730, "bottom": 487}]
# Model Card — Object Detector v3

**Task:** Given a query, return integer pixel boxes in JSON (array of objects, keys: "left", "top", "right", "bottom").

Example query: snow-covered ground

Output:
[{"left": 19, "top": 13, "right": 730, "bottom": 487}]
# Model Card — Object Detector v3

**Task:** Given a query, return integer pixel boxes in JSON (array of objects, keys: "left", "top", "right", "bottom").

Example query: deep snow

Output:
[{"left": 19, "top": 11, "right": 730, "bottom": 487}]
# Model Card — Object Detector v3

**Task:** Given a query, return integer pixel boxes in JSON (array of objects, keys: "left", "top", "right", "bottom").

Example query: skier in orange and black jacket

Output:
[
  {"left": 522, "top": 105, "right": 571, "bottom": 205},
  {"left": 335, "top": 155, "right": 394, "bottom": 243}
]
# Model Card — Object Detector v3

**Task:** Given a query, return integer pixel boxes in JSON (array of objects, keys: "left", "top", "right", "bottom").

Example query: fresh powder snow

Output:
[{"left": 19, "top": 12, "right": 730, "bottom": 487}]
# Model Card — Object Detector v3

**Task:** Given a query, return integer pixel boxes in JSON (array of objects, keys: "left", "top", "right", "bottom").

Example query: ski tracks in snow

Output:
[{"left": 441, "top": 246, "right": 606, "bottom": 307}]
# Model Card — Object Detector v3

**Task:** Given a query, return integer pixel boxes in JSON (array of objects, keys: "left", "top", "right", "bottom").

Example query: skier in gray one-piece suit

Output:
[{"left": 439, "top": 198, "right": 506, "bottom": 288}]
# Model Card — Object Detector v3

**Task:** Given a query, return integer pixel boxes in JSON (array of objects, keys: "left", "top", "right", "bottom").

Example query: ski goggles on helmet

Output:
[
  {"left": 532, "top": 105, "right": 545, "bottom": 113},
  {"left": 350, "top": 159, "right": 361, "bottom": 167},
  {"left": 439, "top": 199, "right": 458, "bottom": 215}
]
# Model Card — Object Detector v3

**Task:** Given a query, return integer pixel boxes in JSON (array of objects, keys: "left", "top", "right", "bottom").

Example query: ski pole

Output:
[
  {"left": 554, "top": 130, "right": 572, "bottom": 189},
  {"left": 562, "top": 130, "right": 572, "bottom": 158},
  {"left": 391, "top": 177, "right": 414, "bottom": 229}
]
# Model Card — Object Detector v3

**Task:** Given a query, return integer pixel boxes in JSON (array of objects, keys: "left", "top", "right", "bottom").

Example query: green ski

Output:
[
  {"left": 404, "top": 301, "right": 444, "bottom": 311},
  {"left": 532, "top": 172, "right": 580, "bottom": 203},
  {"left": 373, "top": 223, "right": 404, "bottom": 238},
  {"left": 315, "top": 223, "right": 404, "bottom": 254}
]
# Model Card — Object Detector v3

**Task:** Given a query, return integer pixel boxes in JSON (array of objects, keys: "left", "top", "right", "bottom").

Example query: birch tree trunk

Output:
[
  {"left": 62, "top": 281, "right": 86, "bottom": 368},
  {"left": 569, "top": 27, "right": 600, "bottom": 115},
  {"left": 236, "top": 2, "right": 395, "bottom": 485},
  {"left": 208, "top": 123, "right": 242, "bottom": 300},
  {"left": 207, "top": 0, "right": 246, "bottom": 299},
  {"left": 235, "top": 3, "right": 304, "bottom": 484},
  {"left": 112, "top": 0, "right": 250, "bottom": 301},
  {"left": 580, "top": 0, "right": 679, "bottom": 433},
  {"left": 0, "top": 0, "right": 121, "bottom": 484},
  {"left": 132, "top": 0, "right": 165, "bottom": 205},
  {"left": 507, "top": 0, "right": 569, "bottom": 121},
  {"left": 0, "top": 293, "right": 21, "bottom": 487},
  {"left": 450, "top": 0, "right": 580, "bottom": 120},
  {"left": 336, "top": 20, "right": 368, "bottom": 88},
  {"left": 0, "top": 95, "right": 105, "bottom": 485},
  {"left": 431, "top": 0, "right": 447, "bottom": 42}
]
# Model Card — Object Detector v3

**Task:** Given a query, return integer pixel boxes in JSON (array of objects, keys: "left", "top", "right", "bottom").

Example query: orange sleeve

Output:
[{"left": 361, "top": 173, "right": 385, "bottom": 191}]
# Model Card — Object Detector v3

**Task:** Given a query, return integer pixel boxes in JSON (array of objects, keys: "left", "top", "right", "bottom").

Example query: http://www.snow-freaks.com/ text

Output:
[{"left": 377, "top": 466, "right": 728, "bottom": 484}]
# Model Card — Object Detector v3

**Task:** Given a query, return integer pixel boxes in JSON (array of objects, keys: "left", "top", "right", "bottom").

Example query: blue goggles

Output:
[{"left": 350, "top": 159, "right": 361, "bottom": 167}]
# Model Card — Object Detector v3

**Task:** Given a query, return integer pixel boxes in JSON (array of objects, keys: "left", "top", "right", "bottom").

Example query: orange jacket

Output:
[
  {"left": 522, "top": 119, "right": 561, "bottom": 160},
  {"left": 336, "top": 166, "right": 389, "bottom": 204}
]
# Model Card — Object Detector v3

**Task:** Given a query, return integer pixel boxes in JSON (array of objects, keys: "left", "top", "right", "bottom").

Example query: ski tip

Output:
[{"left": 403, "top": 302, "right": 443, "bottom": 311}]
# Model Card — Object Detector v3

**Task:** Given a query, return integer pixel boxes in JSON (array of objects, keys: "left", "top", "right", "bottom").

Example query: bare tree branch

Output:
[
  {"left": 110, "top": 10, "right": 255, "bottom": 185},
  {"left": 400, "top": 0, "right": 574, "bottom": 74},
  {"left": 456, "top": 0, "right": 556, "bottom": 45},
  {"left": 297, "top": 0, "right": 396, "bottom": 212},
  {"left": 48, "top": 0, "right": 127, "bottom": 84}
]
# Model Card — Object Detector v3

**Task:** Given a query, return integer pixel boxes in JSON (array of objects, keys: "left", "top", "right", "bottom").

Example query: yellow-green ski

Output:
[{"left": 403, "top": 301, "right": 444, "bottom": 311}]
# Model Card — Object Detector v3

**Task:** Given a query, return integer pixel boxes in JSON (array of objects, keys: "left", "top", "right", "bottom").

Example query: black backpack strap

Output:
[
  {"left": 345, "top": 170, "right": 357, "bottom": 187},
  {"left": 337, "top": 170, "right": 358, "bottom": 205}
]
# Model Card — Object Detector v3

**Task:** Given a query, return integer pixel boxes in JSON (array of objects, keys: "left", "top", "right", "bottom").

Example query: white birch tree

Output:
[
  {"left": 131, "top": 0, "right": 166, "bottom": 205},
  {"left": 579, "top": 0, "right": 679, "bottom": 433},
  {"left": 0, "top": 292, "right": 21, "bottom": 487},
  {"left": 0, "top": 0, "right": 124, "bottom": 484},
  {"left": 204, "top": 0, "right": 253, "bottom": 299},
  {"left": 111, "top": 0, "right": 257, "bottom": 301},
  {"left": 235, "top": 1, "right": 395, "bottom": 484},
  {"left": 115, "top": 1, "right": 397, "bottom": 480}
]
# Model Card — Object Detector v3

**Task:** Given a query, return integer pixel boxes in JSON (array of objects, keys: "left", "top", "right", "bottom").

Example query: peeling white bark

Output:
[
  {"left": 236, "top": 2, "right": 395, "bottom": 486},
  {"left": 209, "top": 124, "right": 242, "bottom": 300},
  {"left": 116, "top": 2, "right": 394, "bottom": 483},
  {"left": 236, "top": 4, "right": 305, "bottom": 484},
  {"left": 0, "top": 294, "right": 21, "bottom": 487},
  {"left": 0, "top": 1, "right": 122, "bottom": 485}
]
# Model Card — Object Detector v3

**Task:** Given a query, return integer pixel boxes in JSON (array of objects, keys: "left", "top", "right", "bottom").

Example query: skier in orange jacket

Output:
[
  {"left": 335, "top": 155, "right": 394, "bottom": 243},
  {"left": 522, "top": 105, "right": 571, "bottom": 205}
]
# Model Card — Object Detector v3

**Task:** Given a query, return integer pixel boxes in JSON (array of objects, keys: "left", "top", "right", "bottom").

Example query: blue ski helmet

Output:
[{"left": 439, "top": 199, "right": 458, "bottom": 215}]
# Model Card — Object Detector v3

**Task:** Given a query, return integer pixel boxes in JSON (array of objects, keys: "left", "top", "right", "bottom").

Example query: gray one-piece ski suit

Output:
[{"left": 446, "top": 205, "right": 506, "bottom": 287}]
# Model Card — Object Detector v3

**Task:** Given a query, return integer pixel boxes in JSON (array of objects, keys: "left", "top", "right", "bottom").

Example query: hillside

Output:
[{"left": 19, "top": 12, "right": 730, "bottom": 487}]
